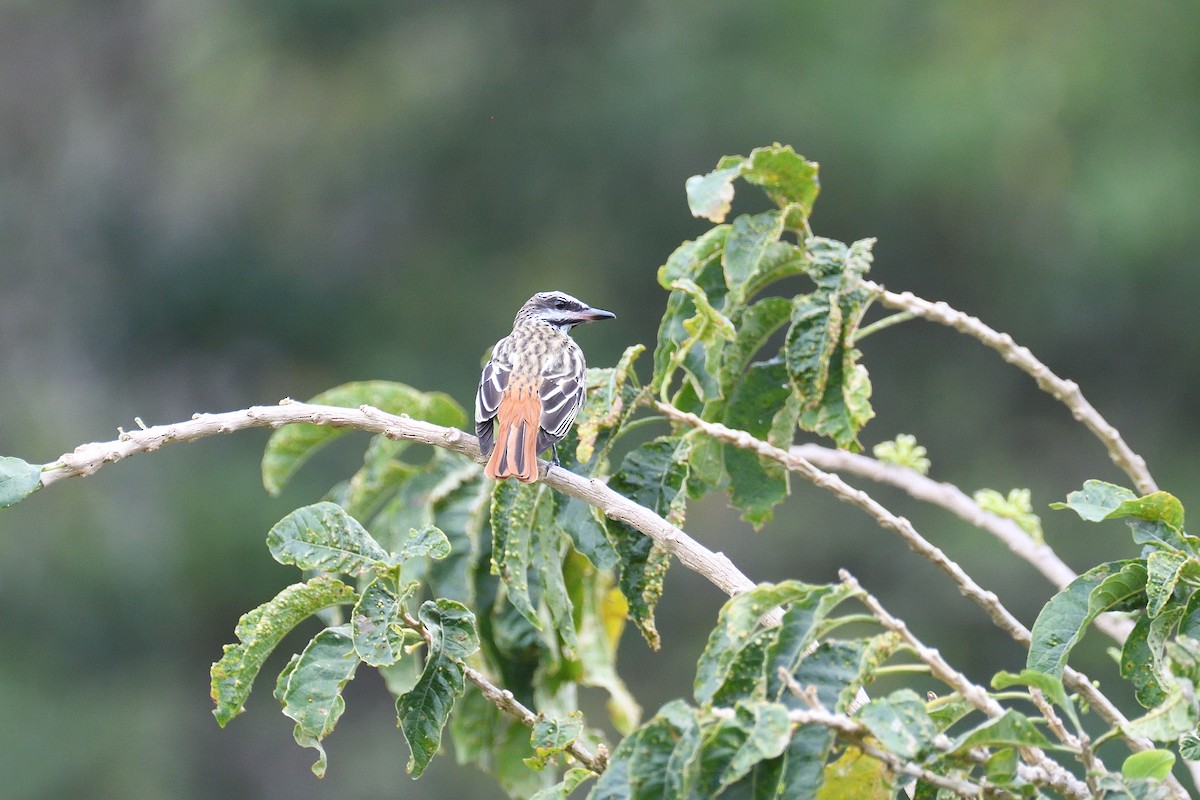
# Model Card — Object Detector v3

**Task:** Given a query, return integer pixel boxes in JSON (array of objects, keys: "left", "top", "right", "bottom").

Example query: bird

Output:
[{"left": 475, "top": 291, "right": 615, "bottom": 482}]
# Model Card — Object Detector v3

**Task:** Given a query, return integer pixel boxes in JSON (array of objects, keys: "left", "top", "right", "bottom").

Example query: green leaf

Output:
[
  {"left": 524, "top": 711, "right": 585, "bottom": 771},
  {"left": 0, "top": 457, "right": 41, "bottom": 508},
  {"left": 211, "top": 575, "right": 357, "bottom": 727},
  {"left": 396, "top": 525, "right": 452, "bottom": 563},
  {"left": 278, "top": 625, "right": 360, "bottom": 778},
  {"left": 1027, "top": 559, "right": 1147, "bottom": 676},
  {"left": 1146, "top": 550, "right": 1190, "bottom": 618},
  {"left": 262, "top": 380, "right": 466, "bottom": 494},
  {"left": 872, "top": 434, "right": 930, "bottom": 475},
  {"left": 857, "top": 689, "right": 939, "bottom": 760},
  {"left": 570, "top": 344, "right": 645, "bottom": 469},
  {"left": 694, "top": 581, "right": 815, "bottom": 705},
  {"left": 722, "top": 296, "right": 794, "bottom": 393},
  {"left": 337, "top": 435, "right": 421, "bottom": 522},
  {"left": 490, "top": 480, "right": 550, "bottom": 631},
  {"left": 765, "top": 583, "right": 859, "bottom": 701},
  {"left": 739, "top": 144, "right": 821, "bottom": 226},
  {"left": 1050, "top": 479, "right": 1137, "bottom": 521},
  {"left": 731, "top": 724, "right": 835, "bottom": 800},
  {"left": 351, "top": 578, "right": 412, "bottom": 667},
  {"left": 1121, "top": 680, "right": 1200, "bottom": 743},
  {"left": 1109, "top": 491, "right": 1186, "bottom": 530},
  {"left": 797, "top": 341, "right": 874, "bottom": 452},
  {"left": 266, "top": 502, "right": 390, "bottom": 575},
  {"left": 1179, "top": 732, "right": 1200, "bottom": 760},
  {"left": 590, "top": 700, "right": 698, "bottom": 800},
  {"left": 569, "top": 555, "right": 641, "bottom": 734},
  {"left": 693, "top": 702, "right": 792, "bottom": 796},
  {"left": 659, "top": 226, "right": 730, "bottom": 289},
  {"left": 1123, "top": 749, "right": 1176, "bottom": 782},
  {"left": 785, "top": 640, "right": 870, "bottom": 715},
  {"left": 949, "top": 709, "right": 1058, "bottom": 754},
  {"left": 397, "top": 599, "right": 479, "bottom": 777},
  {"left": 686, "top": 165, "right": 744, "bottom": 223},
  {"left": 974, "top": 488, "right": 1043, "bottom": 541},
  {"left": 991, "top": 669, "right": 1080, "bottom": 731},
  {"left": 722, "top": 360, "right": 792, "bottom": 528},
  {"left": 604, "top": 437, "right": 690, "bottom": 649},
  {"left": 530, "top": 767, "right": 595, "bottom": 800},
  {"left": 784, "top": 291, "right": 840, "bottom": 408},
  {"left": 817, "top": 746, "right": 893, "bottom": 800},
  {"left": 723, "top": 210, "right": 786, "bottom": 307}
]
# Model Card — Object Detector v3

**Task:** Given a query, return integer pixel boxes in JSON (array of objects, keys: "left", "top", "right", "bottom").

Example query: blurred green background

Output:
[{"left": 2, "top": 2, "right": 1199, "bottom": 797}]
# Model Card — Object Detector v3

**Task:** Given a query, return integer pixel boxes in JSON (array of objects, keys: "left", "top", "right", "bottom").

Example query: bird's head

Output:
[{"left": 515, "top": 291, "right": 615, "bottom": 332}]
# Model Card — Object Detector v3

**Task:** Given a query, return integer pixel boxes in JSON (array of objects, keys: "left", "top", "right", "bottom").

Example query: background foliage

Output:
[{"left": 2, "top": 2, "right": 1199, "bottom": 798}]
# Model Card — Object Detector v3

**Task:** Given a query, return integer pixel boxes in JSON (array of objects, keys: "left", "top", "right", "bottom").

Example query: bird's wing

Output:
[
  {"left": 475, "top": 340, "right": 511, "bottom": 457},
  {"left": 536, "top": 346, "right": 586, "bottom": 453}
]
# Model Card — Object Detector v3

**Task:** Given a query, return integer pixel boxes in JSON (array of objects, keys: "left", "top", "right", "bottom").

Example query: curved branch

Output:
[
  {"left": 39, "top": 400, "right": 762, "bottom": 603},
  {"left": 792, "top": 443, "right": 1134, "bottom": 643},
  {"left": 860, "top": 281, "right": 1156, "bottom": 495}
]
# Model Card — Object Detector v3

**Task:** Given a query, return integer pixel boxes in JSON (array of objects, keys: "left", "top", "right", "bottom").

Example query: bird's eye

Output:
[{"left": 554, "top": 299, "right": 567, "bottom": 309}]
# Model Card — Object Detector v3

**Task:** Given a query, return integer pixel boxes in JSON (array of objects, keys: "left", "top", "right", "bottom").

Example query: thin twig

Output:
[
  {"left": 792, "top": 443, "right": 1134, "bottom": 644},
  {"left": 851, "top": 310, "right": 915, "bottom": 343},
  {"left": 38, "top": 401, "right": 766, "bottom": 611},
  {"left": 859, "top": 281, "right": 1156, "bottom": 495}
]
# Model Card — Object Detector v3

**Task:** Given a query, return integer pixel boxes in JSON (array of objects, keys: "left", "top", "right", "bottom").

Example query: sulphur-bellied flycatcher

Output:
[{"left": 476, "top": 291, "right": 615, "bottom": 482}]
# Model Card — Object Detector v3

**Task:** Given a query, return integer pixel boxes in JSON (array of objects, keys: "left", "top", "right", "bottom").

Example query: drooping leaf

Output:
[
  {"left": 266, "top": 501, "right": 390, "bottom": 575},
  {"left": 694, "top": 580, "right": 816, "bottom": 705},
  {"left": 764, "top": 583, "right": 859, "bottom": 701},
  {"left": 722, "top": 296, "right": 794, "bottom": 393},
  {"left": 337, "top": 435, "right": 421, "bottom": 522},
  {"left": 604, "top": 437, "right": 690, "bottom": 649},
  {"left": 491, "top": 480, "right": 555, "bottom": 632},
  {"left": 857, "top": 689, "right": 939, "bottom": 761},
  {"left": 723, "top": 210, "right": 786, "bottom": 307},
  {"left": 397, "top": 599, "right": 479, "bottom": 777},
  {"left": 785, "top": 292, "right": 841, "bottom": 408},
  {"left": 1145, "top": 550, "right": 1191, "bottom": 618},
  {"left": 277, "top": 625, "right": 360, "bottom": 778},
  {"left": 784, "top": 640, "right": 871, "bottom": 715},
  {"left": 690, "top": 702, "right": 792, "bottom": 797},
  {"left": 1120, "top": 608, "right": 1181, "bottom": 709},
  {"left": 730, "top": 723, "right": 836, "bottom": 800},
  {"left": 797, "top": 341, "right": 874, "bottom": 452},
  {"left": 524, "top": 711, "right": 585, "bottom": 771},
  {"left": 1027, "top": 559, "right": 1147, "bottom": 676},
  {"left": 211, "top": 575, "right": 357, "bottom": 727},
  {"left": 351, "top": 577, "right": 413, "bottom": 667},
  {"left": 722, "top": 359, "right": 792, "bottom": 528},
  {"left": 0, "top": 456, "right": 41, "bottom": 509},
  {"left": 262, "top": 380, "right": 466, "bottom": 494},
  {"left": 568, "top": 554, "right": 641, "bottom": 733}
]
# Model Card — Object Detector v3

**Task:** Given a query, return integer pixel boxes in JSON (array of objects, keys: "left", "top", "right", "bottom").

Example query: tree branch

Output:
[
  {"left": 792, "top": 443, "right": 1134, "bottom": 643},
  {"left": 38, "top": 400, "right": 764, "bottom": 606},
  {"left": 657, "top": 401, "right": 1189, "bottom": 799},
  {"left": 860, "top": 281, "right": 1156, "bottom": 495}
]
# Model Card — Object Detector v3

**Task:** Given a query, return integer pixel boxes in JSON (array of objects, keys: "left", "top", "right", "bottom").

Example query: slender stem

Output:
[
  {"left": 858, "top": 280, "right": 1156, "bottom": 495},
  {"left": 851, "top": 310, "right": 914, "bottom": 343},
  {"left": 791, "top": 442, "right": 1134, "bottom": 645},
  {"left": 403, "top": 611, "right": 606, "bottom": 774}
]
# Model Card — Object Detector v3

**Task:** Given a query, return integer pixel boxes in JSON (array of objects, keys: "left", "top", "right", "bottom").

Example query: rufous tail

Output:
[{"left": 485, "top": 388, "right": 542, "bottom": 482}]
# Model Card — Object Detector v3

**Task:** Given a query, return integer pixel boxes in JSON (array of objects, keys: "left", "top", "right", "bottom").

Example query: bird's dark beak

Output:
[{"left": 579, "top": 307, "right": 615, "bottom": 322}]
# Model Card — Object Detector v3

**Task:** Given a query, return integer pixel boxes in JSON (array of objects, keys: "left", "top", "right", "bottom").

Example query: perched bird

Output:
[{"left": 476, "top": 291, "right": 615, "bottom": 482}]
